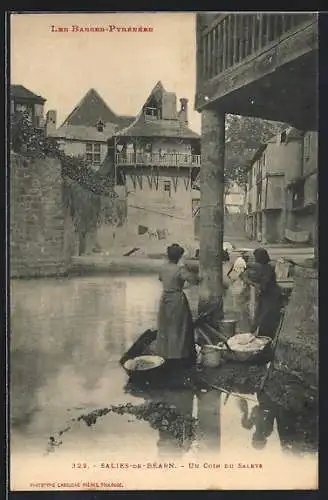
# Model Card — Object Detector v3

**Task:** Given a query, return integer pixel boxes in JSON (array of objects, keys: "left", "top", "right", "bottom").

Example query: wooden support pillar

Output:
[{"left": 198, "top": 108, "right": 225, "bottom": 324}]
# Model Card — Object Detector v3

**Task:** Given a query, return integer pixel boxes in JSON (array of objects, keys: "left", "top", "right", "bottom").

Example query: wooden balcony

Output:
[
  {"left": 115, "top": 152, "right": 201, "bottom": 167},
  {"left": 195, "top": 13, "right": 318, "bottom": 130}
]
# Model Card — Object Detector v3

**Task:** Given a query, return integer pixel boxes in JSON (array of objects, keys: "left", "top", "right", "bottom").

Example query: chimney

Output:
[
  {"left": 45, "top": 110, "right": 57, "bottom": 136},
  {"left": 179, "top": 98, "right": 188, "bottom": 125}
]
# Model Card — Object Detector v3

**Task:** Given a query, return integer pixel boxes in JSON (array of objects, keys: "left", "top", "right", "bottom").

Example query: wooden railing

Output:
[
  {"left": 199, "top": 13, "right": 316, "bottom": 81},
  {"left": 116, "top": 152, "right": 201, "bottom": 167}
]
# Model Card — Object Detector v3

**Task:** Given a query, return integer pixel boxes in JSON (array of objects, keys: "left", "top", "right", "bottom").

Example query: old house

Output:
[
  {"left": 111, "top": 81, "right": 201, "bottom": 242},
  {"left": 245, "top": 127, "right": 318, "bottom": 244},
  {"left": 224, "top": 182, "right": 245, "bottom": 214},
  {"left": 10, "top": 84, "right": 46, "bottom": 128},
  {"left": 45, "top": 89, "right": 135, "bottom": 254},
  {"left": 46, "top": 88, "right": 135, "bottom": 169},
  {"left": 192, "top": 176, "right": 246, "bottom": 240},
  {"left": 285, "top": 130, "right": 318, "bottom": 244}
]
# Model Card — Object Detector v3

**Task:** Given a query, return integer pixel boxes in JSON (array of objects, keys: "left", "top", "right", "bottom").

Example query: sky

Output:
[{"left": 10, "top": 12, "right": 201, "bottom": 133}]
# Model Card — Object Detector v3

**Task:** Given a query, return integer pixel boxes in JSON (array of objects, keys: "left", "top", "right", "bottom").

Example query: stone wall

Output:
[
  {"left": 10, "top": 152, "right": 78, "bottom": 278},
  {"left": 273, "top": 268, "right": 318, "bottom": 390}
]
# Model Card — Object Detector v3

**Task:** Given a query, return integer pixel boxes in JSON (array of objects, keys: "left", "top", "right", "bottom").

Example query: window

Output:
[
  {"left": 164, "top": 180, "right": 171, "bottom": 196},
  {"left": 248, "top": 170, "right": 253, "bottom": 189},
  {"left": 192, "top": 199, "right": 200, "bottom": 217},
  {"left": 144, "top": 106, "right": 158, "bottom": 119},
  {"left": 96, "top": 120, "right": 105, "bottom": 132},
  {"left": 291, "top": 181, "right": 305, "bottom": 209},
  {"left": 85, "top": 142, "right": 101, "bottom": 166},
  {"left": 304, "top": 134, "right": 311, "bottom": 162},
  {"left": 116, "top": 168, "right": 126, "bottom": 186}
]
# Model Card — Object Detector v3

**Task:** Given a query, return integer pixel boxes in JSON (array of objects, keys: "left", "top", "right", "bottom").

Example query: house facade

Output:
[
  {"left": 46, "top": 88, "right": 135, "bottom": 170},
  {"left": 112, "top": 81, "right": 201, "bottom": 242},
  {"left": 245, "top": 128, "right": 318, "bottom": 244},
  {"left": 285, "top": 130, "right": 318, "bottom": 243},
  {"left": 45, "top": 89, "right": 136, "bottom": 253},
  {"left": 11, "top": 85, "right": 46, "bottom": 129},
  {"left": 225, "top": 182, "right": 245, "bottom": 214}
]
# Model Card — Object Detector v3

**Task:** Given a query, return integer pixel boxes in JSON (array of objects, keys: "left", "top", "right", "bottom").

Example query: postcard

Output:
[{"left": 9, "top": 11, "right": 318, "bottom": 491}]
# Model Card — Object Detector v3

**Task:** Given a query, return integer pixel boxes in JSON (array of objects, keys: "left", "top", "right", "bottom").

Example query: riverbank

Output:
[{"left": 68, "top": 249, "right": 314, "bottom": 277}]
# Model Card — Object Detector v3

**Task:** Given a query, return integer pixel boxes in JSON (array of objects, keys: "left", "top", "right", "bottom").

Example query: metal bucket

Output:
[
  {"left": 219, "top": 319, "right": 237, "bottom": 338},
  {"left": 201, "top": 344, "right": 226, "bottom": 368}
]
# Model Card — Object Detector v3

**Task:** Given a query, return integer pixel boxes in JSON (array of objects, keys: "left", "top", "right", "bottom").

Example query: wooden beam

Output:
[
  {"left": 245, "top": 15, "right": 251, "bottom": 58},
  {"left": 273, "top": 14, "right": 279, "bottom": 40},
  {"left": 264, "top": 14, "right": 271, "bottom": 45},
  {"left": 198, "top": 109, "right": 225, "bottom": 324},
  {"left": 258, "top": 14, "right": 264, "bottom": 50},
  {"left": 222, "top": 18, "right": 227, "bottom": 71},
  {"left": 238, "top": 16, "right": 244, "bottom": 63},
  {"left": 201, "top": 13, "right": 229, "bottom": 36},
  {"left": 233, "top": 14, "right": 238, "bottom": 64},
  {"left": 251, "top": 15, "right": 256, "bottom": 53},
  {"left": 196, "top": 16, "right": 204, "bottom": 89},
  {"left": 195, "top": 22, "right": 318, "bottom": 111},
  {"left": 227, "top": 15, "right": 232, "bottom": 69},
  {"left": 218, "top": 22, "right": 223, "bottom": 72},
  {"left": 206, "top": 33, "right": 211, "bottom": 79}
]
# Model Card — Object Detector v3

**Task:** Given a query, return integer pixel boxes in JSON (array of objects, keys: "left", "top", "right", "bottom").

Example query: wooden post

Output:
[
  {"left": 258, "top": 14, "right": 264, "bottom": 49},
  {"left": 226, "top": 16, "right": 232, "bottom": 68},
  {"left": 218, "top": 22, "right": 223, "bottom": 72},
  {"left": 245, "top": 15, "right": 250, "bottom": 57},
  {"left": 222, "top": 19, "right": 227, "bottom": 70},
  {"left": 238, "top": 16, "right": 244, "bottom": 61},
  {"left": 198, "top": 108, "right": 225, "bottom": 324},
  {"left": 251, "top": 15, "right": 256, "bottom": 53},
  {"left": 233, "top": 14, "right": 238, "bottom": 64}
]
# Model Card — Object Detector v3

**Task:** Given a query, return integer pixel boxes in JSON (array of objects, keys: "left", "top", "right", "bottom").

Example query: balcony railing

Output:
[
  {"left": 116, "top": 152, "right": 201, "bottom": 167},
  {"left": 199, "top": 13, "right": 316, "bottom": 81}
]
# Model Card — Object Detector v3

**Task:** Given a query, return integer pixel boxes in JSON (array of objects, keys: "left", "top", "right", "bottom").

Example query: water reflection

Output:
[
  {"left": 124, "top": 380, "right": 224, "bottom": 460},
  {"left": 197, "top": 390, "right": 222, "bottom": 454},
  {"left": 10, "top": 275, "right": 317, "bottom": 475},
  {"left": 123, "top": 377, "right": 318, "bottom": 462},
  {"left": 238, "top": 391, "right": 318, "bottom": 454}
]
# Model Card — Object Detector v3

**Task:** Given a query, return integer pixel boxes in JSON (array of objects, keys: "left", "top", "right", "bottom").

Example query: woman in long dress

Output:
[
  {"left": 242, "top": 248, "right": 282, "bottom": 339},
  {"left": 156, "top": 244, "right": 200, "bottom": 369}
]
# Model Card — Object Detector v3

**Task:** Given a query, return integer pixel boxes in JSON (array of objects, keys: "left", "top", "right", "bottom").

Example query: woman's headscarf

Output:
[
  {"left": 167, "top": 243, "right": 185, "bottom": 263},
  {"left": 253, "top": 247, "right": 270, "bottom": 265}
]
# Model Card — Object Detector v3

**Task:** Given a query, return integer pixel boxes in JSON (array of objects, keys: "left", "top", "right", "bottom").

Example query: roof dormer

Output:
[
  {"left": 96, "top": 119, "right": 105, "bottom": 132},
  {"left": 143, "top": 94, "right": 162, "bottom": 121}
]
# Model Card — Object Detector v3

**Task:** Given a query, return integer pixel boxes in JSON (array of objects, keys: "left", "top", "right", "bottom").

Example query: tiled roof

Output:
[
  {"left": 115, "top": 81, "right": 200, "bottom": 140},
  {"left": 116, "top": 114, "right": 200, "bottom": 139},
  {"left": 11, "top": 85, "right": 46, "bottom": 103},
  {"left": 115, "top": 115, "right": 136, "bottom": 129},
  {"left": 50, "top": 123, "right": 118, "bottom": 142},
  {"left": 60, "top": 88, "right": 135, "bottom": 129}
]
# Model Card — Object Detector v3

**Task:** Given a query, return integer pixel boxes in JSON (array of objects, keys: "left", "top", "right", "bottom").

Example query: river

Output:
[{"left": 10, "top": 274, "right": 318, "bottom": 490}]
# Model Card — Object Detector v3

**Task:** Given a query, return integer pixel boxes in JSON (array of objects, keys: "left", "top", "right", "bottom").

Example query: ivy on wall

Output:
[{"left": 11, "top": 111, "right": 120, "bottom": 250}]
